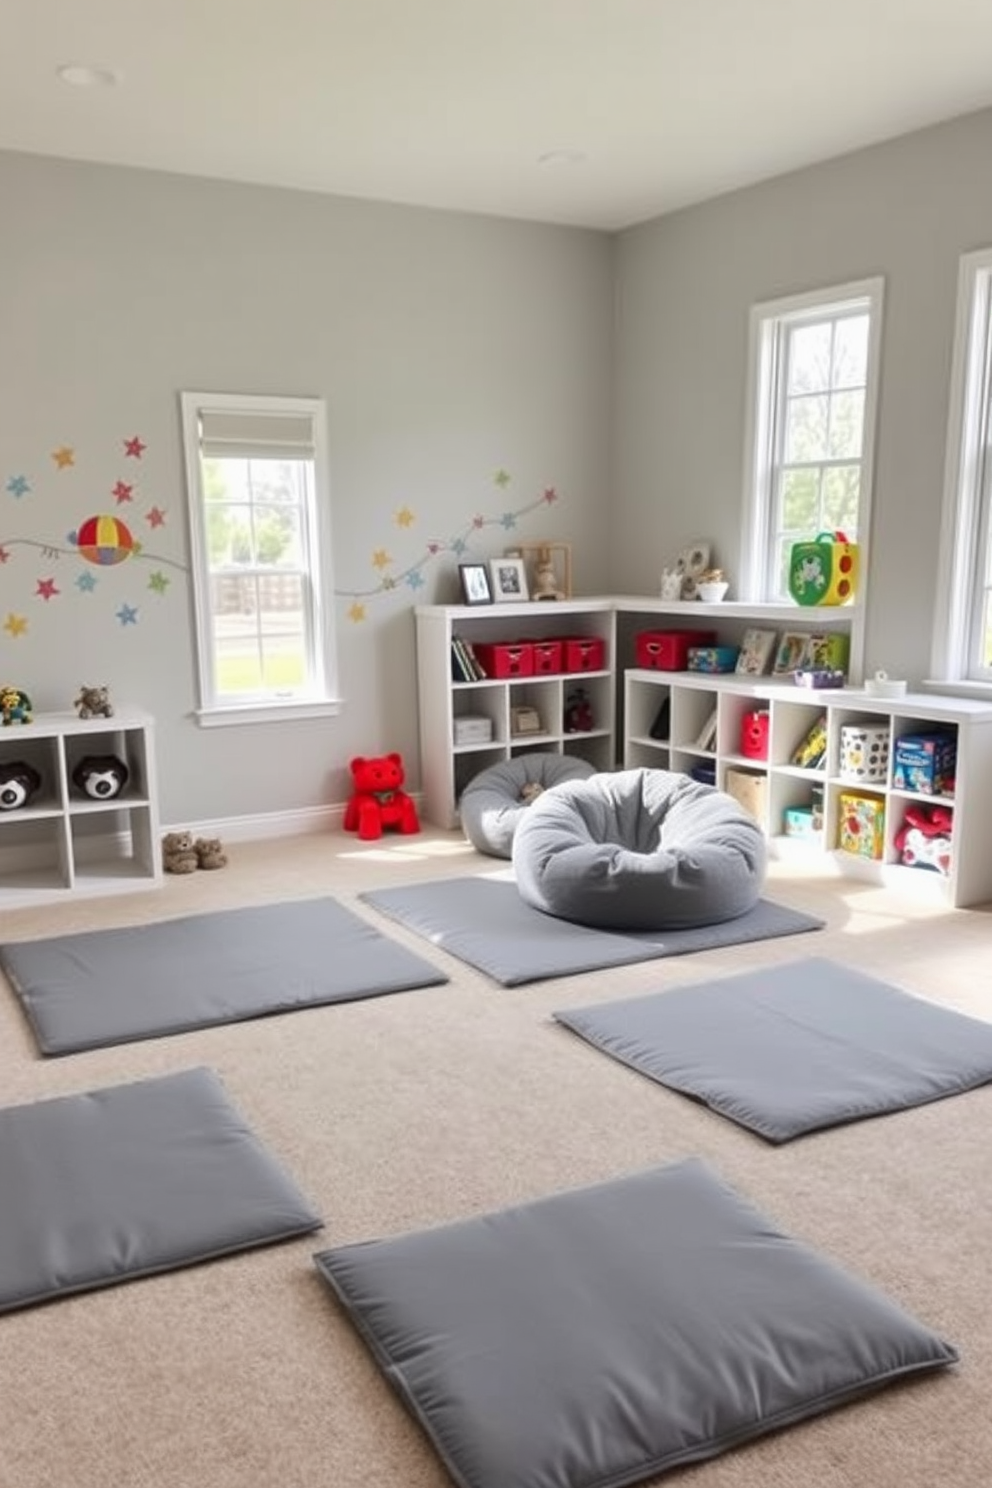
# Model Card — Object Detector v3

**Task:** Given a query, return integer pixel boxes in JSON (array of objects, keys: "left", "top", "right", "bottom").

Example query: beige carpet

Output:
[{"left": 1, "top": 829, "right": 990, "bottom": 1488}]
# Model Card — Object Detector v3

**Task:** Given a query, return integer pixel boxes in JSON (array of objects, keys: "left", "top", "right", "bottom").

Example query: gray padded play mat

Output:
[
  {"left": 0, "top": 895, "right": 448, "bottom": 1055},
  {"left": 315, "top": 1157, "right": 956, "bottom": 1488},
  {"left": 555, "top": 956, "right": 992, "bottom": 1142},
  {"left": 0, "top": 1067, "right": 322, "bottom": 1313},
  {"left": 359, "top": 875, "right": 823, "bottom": 986}
]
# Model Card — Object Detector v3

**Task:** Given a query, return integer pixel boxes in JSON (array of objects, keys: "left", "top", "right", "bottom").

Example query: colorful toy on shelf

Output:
[
  {"left": 790, "top": 714, "right": 827, "bottom": 770},
  {"left": 72, "top": 754, "right": 129, "bottom": 800},
  {"left": 344, "top": 752, "right": 421, "bottom": 841},
  {"left": 564, "top": 688, "right": 594, "bottom": 733},
  {"left": 893, "top": 803, "right": 953, "bottom": 876},
  {"left": 788, "top": 530, "right": 859, "bottom": 606},
  {"left": 73, "top": 684, "right": 114, "bottom": 719},
  {"left": 0, "top": 760, "right": 41, "bottom": 811},
  {"left": 0, "top": 687, "right": 32, "bottom": 726}
]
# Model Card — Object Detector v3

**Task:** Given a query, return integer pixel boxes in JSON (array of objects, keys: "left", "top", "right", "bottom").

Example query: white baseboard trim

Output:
[{"left": 163, "top": 793, "right": 424, "bottom": 844}]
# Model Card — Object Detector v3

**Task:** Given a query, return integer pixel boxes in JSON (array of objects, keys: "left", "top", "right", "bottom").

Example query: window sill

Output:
[
  {"left": 194, "top": 698, "right": 343, "bottom": 728},
  {"left": 920, "top": 678, "right": 992, "bottom": 701}
]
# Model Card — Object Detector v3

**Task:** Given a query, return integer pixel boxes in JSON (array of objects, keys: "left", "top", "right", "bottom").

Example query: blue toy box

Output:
[{"left": 891, "top": 733, "right": 957, "bottom": 796}]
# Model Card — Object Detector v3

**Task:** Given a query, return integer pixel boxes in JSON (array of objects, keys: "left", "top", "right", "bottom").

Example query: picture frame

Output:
[
  {"left": 458, "top": 562, "right": 493, "bottom": 606},
  {"left": 504, "top": 541, "right": 573, "bottom": 601},
  {"left": 772, "top": 631, "right": 809, "bottom": 677},
  {"left": 488, "top": 556, "right": 529, "bottom": 603},
  {"left": 735, "top": 627, "right": 778, "bottom": 677}
]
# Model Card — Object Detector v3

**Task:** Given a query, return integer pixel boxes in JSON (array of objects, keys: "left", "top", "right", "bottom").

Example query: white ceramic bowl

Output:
[{"left": 696, "top": 581, "right": 729, "bottom": 603}]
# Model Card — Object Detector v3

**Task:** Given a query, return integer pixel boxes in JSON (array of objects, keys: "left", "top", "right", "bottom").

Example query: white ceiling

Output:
[{"left": 3, "top": 0, "right": 992, "bottom": 231}]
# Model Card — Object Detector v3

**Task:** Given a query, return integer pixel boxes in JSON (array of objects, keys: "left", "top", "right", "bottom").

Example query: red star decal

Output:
[
  {"left": 427, "top": 542, "right": 441, "bottom": 555},
  {"left": 472, "top": 515, "right": 485, "bottom": 529},
  {"left": 112, "top": 480, "right": 134, "bottom": 503},
  {"left": 146, "top": 506, "right": 166, "bottom": 528},
  {"left": 543, "top": 486, "right": 558, "bottom": 504},
  {"left": 0, "top": 548, "right": 9, "bottom": 564},
  {"left": 36, "top": 577, "right": 60, "bottom": 601},
  {"left": 124, "top": 436, "right": 146, "bottom": 459}
]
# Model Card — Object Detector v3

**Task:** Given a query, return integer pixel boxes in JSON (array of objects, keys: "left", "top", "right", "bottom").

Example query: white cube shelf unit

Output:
[
  {"left": 0, "top": 708, "right": 163, "bottom": 905},
  {"left": 624, "top": 670, "right": 992, "bottom": 908},
  {"left": 416, "top": 599, "right": 617, "bottom": 830}
]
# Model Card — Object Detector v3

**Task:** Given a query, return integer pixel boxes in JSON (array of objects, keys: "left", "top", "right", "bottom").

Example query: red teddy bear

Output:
[{"left": 343, "top": 752, "right": 421, "bottom": 841}]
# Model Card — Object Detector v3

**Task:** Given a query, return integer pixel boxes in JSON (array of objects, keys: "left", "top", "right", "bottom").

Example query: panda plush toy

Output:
[
  {"left": 0, "top": 760, "right": 41, "bottom": 811},
  {"left": 72, "top": 754, "right": 129, "bottom": 801}
]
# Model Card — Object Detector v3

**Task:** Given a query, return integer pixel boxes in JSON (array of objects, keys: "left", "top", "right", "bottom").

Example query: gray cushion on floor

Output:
[
  {"left": 314, "top": 1157, "right": 956, "bottom": 1488},
  {"left": 513, "top": 767, "right": 766, "bottom": 930},
  {"left": 0, "top": 1067, "right": 322, "bottom": 1313},
  {"left": 0, "top": 895, "right": 447, "bottom": 1056},
  {"left": 459, "top": 752, "right": 597, "bottom": 858},
  {"left": 555, "top": 956, "right": 992, "bottom": 1142}
]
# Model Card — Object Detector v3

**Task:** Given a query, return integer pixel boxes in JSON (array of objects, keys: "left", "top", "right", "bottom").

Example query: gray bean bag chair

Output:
[
  {"left": 460, "top": 753, "right": 598, "bottom": 859},
  {"left": 512, "top": 768, "right": 766, "bottom": 931}
]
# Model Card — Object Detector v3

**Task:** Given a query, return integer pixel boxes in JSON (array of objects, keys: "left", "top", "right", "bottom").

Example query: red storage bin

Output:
[
  {"left": 562, "top": 636, "right": 606, "bottom": 672},
  {"left": 473, "top": 641, "right": 534, "bottom": 679},
  {"left": 635, "top": 629, "right": 717, "bottom": 670},
  {"left": 529, "top": 639, "right": 563, "bottom": 675}
]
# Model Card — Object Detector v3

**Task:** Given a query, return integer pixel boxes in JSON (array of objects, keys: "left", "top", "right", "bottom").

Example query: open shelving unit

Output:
[{"left": 0, "top": 707, "right": 162, "bottom": 905}]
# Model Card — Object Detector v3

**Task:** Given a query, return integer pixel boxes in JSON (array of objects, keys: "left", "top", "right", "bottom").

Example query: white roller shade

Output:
[{"left": 198, "top": 409, "right": 315, "bottom": 459}]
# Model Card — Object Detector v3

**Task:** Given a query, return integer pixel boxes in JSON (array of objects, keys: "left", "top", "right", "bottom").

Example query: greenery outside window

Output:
[
  {"left": 179, "top": 392, "right": 340, "bottom": 725},
  {"left": 740, "top": 278, "right": 884, "bottom": 602},
  {"left": 933, "top": 248, "right": 992, "bottom": 686}
]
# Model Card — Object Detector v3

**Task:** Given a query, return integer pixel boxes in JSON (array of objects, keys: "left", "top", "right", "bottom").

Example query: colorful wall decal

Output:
[{"left": 72, "top": 514, "right": 138, "bottom": 566}]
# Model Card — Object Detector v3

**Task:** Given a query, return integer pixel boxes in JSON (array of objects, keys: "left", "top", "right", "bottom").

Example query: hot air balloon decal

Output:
[{"left": 70, "top": 514, "right": 138, "bottom": 566}]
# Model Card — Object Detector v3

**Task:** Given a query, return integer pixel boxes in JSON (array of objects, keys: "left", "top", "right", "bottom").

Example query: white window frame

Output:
[
  {"left": 740, "top": 277, "right": 885, "bottom": 607},
  {"left": 932, "top": 247, "right": 992, "bottom": 689},
  {"left": 179, "top": 391, "right": 341, "bottom": 726}
]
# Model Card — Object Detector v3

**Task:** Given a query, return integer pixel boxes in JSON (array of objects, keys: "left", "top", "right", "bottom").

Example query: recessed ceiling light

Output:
[
  {"left": 57, "top": 63, "right": 121, "bottom": 88},
  {"left": 537, "top": 150, "right": 587, "bottom": 169}
]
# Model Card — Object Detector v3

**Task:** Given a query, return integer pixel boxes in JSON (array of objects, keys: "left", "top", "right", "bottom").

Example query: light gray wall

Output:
[
  {"left": 0, "top": 152, "right": 614, "bottom": 823},
  {"left": 612, "top": 105, "right": 992, "bottom": 683}
]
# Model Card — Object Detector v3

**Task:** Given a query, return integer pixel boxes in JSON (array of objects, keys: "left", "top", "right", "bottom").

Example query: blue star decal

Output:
[
  {"left": 406, "top": 570, "right": 425, "bottom": 590},
  {"left": 116, "top": 602, "right": 139, "bottom": 626},
  {"left": 451, "top": 537, "right": 469, "bottom": 556},
  {"left": 6, "top": 475, "right": 30, "bottom": 498},
  {"left": 500, "top": 512, "right": 517, "bottom": 529},
  {"left": 76, "top": 571, "right": 98, "bottom": 593}
]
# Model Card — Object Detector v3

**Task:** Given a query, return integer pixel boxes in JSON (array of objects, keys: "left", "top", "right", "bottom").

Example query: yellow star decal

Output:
[
  {"left": 52, "top": 446, "right": 75, "bottom": 469},
  {"left": 394, "top": 506, "right": 415, "bottom": 528},
  {"left": 494, "top": 468, "right": 510, "bottom": 487},
  {"left": 3, "top": 613, "right": 28, "bottom": 637},
  {"left": 371, "top": 549, "right": 392, "bottom": 570},
  {"left": 348, "top": 601, "right": 366, "bottom": 623}
]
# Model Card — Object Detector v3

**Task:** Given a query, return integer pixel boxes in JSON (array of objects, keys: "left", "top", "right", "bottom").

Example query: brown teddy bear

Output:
[
  {"left": 194, "top": 836, "right": 228, "bottom": 870},
  {"left": 162, "top": 830, "right": 199, "bottom": 874}
]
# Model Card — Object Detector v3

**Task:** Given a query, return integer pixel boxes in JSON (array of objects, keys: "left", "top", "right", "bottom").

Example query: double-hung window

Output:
[
  {"left": 933, "top": 248, "right": 992, "bottom": 685},
  {"left": 741, "top": 278, "right": 884, "bottom": 602},
  {"left": 180, "top": 392, "right": 339, "bottom": 725}
]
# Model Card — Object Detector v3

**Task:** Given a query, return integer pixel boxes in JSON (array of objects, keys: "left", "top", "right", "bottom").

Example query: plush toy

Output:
[
  {"left": 74, "top": 685, "right": 114, "bottom": 720},
  {"left": 72, "top": 754, "right": 129, "bottom": 801},
  {"left": 162, "top": 829, "right": 199, "bottom": 874},
  {"left": 893, "top": 803, "right": 954, "bottom": 876},
  {"left": 194, "top": 836, "right": 229, "bottom": 870},
  {"left": 343, "top": 752, "right": 420, "bottom": 841},
  {"left": 1, "top": 687, "right": 32, "bottom": 726},
  {"left": 0, "top": 760, "right": 42, "bottom": 811}
]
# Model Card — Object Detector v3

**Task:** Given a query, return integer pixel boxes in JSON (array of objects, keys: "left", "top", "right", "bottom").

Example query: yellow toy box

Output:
[{"left": 837, "top": 792, "right": 885, "bottom": 860}]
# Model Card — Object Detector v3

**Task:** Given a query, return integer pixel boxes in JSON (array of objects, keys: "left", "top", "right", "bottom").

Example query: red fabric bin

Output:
[
  {"left": 529, "top": 640, "right": 563, "bottom": 674},
  {"left": 635, "top": 630, "right": 717, "bottom": 670},
  {"left": 562, "top": 636, "right": 606, "bottom": 672},
  {"left": 473, "top": 641, "right": 534, "bottom": 679}
]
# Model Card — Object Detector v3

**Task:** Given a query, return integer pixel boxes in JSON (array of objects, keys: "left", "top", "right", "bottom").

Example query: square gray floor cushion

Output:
[
  {"left": 555, "top": 956, "right": 992, "bottom": 1142},
  {"left": 315, "top": 1158, "right": 956, "bottom": 1488},
  {"left": 0, "top": 895, "right": 448, "bottom": 1055},
  {"left": 359, "top": 876, "right": 823, "bottom": 986},
  {"left": 0, "top": 1066, "right": 322, "bottom": 1313}
]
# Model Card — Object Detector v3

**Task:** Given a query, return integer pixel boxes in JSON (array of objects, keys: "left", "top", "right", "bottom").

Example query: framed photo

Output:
[
  {"left": 458, "top": 562, "right": 493, "bottom": 606},
  {"left": 772, "top": 631, "right": 809, "bottom": 677},
  {"left": 489, "top": 556, "right": 529, "bottom": 603},
  {"left": 735, "top": 627, "right": 778, "bottom": 676}
]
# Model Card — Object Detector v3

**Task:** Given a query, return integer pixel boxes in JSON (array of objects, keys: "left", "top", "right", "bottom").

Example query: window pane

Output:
[
  {"left": 252, "top": 505, "right": 303, "bottom": 568},
  {"left": 787, "top": 324, "right": 831, "bottom": 394},
  {"left": 827, "top": 390, "right": 864, "bottom": 459},
  {"left": 784, "top": 395, "right": 828, "bottom": 462},
  {"left": 832, "top": 315, "right": 869, "bottom": 387},
  {"left": 779, "top": 467, "right": 820, "bottom": 531},
  {"left": 821, "top": 466, "right": 860, "bottom": 532}
]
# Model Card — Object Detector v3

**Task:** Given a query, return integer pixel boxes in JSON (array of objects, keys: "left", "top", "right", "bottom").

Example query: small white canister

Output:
[{"left": 840, "top": 723, "right": 890, "bottom": 784}]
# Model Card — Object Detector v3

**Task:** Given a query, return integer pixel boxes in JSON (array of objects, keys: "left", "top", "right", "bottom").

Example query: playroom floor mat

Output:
[
  {"left": 0, "top": 1067, "right": 322, "bottom": 1313},
  {"left": 359, "top": 876, "right": 824, "bottom": 986},
  {"left": 555, "top": 956, "right": 992, "bottom": 1141},
  {"left": 0, "top": 895, "right": 448, "bottom": 1055}
]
